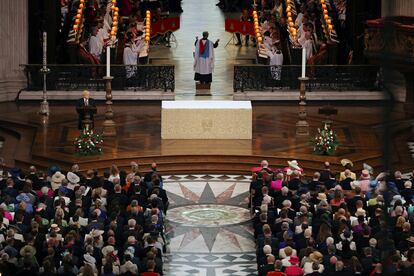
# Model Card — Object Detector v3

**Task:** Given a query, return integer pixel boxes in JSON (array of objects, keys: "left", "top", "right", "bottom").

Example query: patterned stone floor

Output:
[{"left": 163, "top": 174, "right": 257, "bottom": 276}]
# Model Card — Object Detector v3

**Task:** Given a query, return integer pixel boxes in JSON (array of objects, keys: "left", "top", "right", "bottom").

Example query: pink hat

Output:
[
  {"left": 361, "top": 170, "right": 370, "bottom": 179},
  {"left": 289, "top": 255, "right": 299, "bottom": 265}
]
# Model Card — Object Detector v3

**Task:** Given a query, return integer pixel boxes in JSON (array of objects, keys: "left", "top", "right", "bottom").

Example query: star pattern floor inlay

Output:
[{"left": 163, "top": 174, "right": 256, "bottom": 276}]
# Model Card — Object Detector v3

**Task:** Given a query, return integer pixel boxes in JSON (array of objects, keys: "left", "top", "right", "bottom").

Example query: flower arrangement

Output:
[
  {"left": 74, "top": 129, "right": 103, "bottom": 156},
  {"left": 312, "top": 123, "right": 340, "bottom": 155}
]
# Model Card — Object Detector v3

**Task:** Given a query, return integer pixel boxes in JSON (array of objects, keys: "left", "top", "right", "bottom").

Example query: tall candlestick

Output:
[
  {"left": 106, "top": 46, "right": 110, "bottom": 77},
  {"left": 301, "top": 46, "right": 306, "bottom": 78}
]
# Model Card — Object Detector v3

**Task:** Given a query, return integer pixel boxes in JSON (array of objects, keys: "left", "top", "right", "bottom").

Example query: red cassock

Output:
[{"left": 79, "top": 45, "right": 100, "bottom": 64}]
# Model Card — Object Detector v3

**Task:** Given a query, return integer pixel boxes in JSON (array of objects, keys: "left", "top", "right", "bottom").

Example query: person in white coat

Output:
[
  {"left": 123, "top": 32, "right": 145, "bottom": 80},
  {"left": 193, "top": 31, "right": 219, "bottom": 84},
  {"left": 89, "top": 27, "right": 103, "bottom": 62},
  {"left": 267, "top": 43, "right": 283, "bottom": 80}
]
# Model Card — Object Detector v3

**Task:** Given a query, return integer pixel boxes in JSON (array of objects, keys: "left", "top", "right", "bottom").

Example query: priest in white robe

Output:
[{"left": 193, "top": 31, "right": 219, "bottom": 84}]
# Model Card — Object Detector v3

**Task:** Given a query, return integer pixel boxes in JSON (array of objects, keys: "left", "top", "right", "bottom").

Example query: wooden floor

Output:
[
  {"left": 0, "top": 101, "right": 413, "bottom": 175},
  {"left": 1, "top": 0, "right": 413, "bottom": 175}
]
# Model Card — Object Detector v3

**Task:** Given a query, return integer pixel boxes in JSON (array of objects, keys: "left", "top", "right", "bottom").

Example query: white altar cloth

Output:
[{"left": 161, "top": 101, "right": 252, "bottom": 139}]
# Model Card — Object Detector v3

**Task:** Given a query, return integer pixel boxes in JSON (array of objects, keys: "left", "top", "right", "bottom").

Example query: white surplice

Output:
[{"left": 193, "top": 39, "right": 215, "bottom": 76}]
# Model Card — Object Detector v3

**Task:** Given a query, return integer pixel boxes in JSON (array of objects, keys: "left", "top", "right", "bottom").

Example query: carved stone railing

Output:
[
  {"left": 365, "top": 16, "right": 414, "bottom": 103},
  {"left": 365, "top": 16, "right": 414, "bottom": 64},
  {"left": 21, "top": 64, "right": 175, "bottom": 92},
  {"left": 233, "top": 65, "right": 380, "bottom": 92}
]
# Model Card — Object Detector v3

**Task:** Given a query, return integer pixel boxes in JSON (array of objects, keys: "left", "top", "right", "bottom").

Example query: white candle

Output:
[
  {"left": 301, "top": 46, "right": 306, "bottom": 78},
  {"left": 106, "top": 46, "right": 110, "bottom": 77},
  {"left": 42, "top": 32, "right": 47, "bottom": 68}
]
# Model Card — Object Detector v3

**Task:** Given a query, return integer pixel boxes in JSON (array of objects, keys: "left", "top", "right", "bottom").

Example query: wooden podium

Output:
[
  {"left": 195, "top": 82, "right": 211, "bottom": 96},
  {"left": 76, "top": 105, "right": 97, "bottom": 130}
]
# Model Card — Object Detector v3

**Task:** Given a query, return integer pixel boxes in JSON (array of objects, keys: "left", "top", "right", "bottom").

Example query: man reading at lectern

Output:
[{"left": 76, "top": 90, "right": 96, "bottom": 130}]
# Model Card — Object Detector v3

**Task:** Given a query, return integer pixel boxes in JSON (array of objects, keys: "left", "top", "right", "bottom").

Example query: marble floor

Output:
[
  {"left": 150, "top": 0, "right": 257, "bottom": 99},
  {"left": 163, "top": 174, "right": 257, "bottom": 276}
]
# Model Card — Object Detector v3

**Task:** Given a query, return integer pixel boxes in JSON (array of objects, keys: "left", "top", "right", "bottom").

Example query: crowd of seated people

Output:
[
  {"left": 222, "top": 0, "right": 352, "bottom": 66},
  {"left": 59, "top": 0, "right": 182, "bottom": 65},
  {"left": 251, "top": 159, "right": 414, "bottom": 275},
  {"left": 0, "top": 161, "right": 169, "bottom": 276}
]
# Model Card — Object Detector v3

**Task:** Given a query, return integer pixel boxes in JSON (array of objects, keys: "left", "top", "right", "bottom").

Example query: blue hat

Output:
[
  {"left": 9, "top": 168, "right": 21, "bottom": 179},
  {"left": 16, "top": 193, "right": 30, "bottom": 203},
  {"left": 58, "top": 186, "right": 68, "bottom": 194},
  {"left": 47, "top": 165, "right": 60, "bottom": 176}
]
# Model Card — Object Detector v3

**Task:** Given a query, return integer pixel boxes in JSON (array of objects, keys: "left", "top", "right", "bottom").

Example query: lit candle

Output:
[
  {"left": 302, "top": 46, "right": 306, "bottom": 78},
  {"left": 106, "top": 46, "right": 110, "bottom": 77}
]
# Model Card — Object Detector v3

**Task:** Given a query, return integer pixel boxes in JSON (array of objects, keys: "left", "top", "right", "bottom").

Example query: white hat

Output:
[
  {"left": 391, "top": 195, "right": 406, "bottom": 206},
  {"left": 121, "top": 261, "right": 138, "bottom": 274},
  {"left": 363, "top": 163, "right": 374, "bottom": 175},
  {"left": 51, "top": 171, "right": 66, "bottom": 184},
  {"left": 287, "top": 160, "right": 301, "bottom": 170},
  {"left": 102, "top": 245, "right": 118, "bottom": 257},
  {"left": 340, "top": 159, "right": 353, "bottom": 167},
  {"left": 350, "top": 181, "right": 361, "bottom": 190},
  {"left": 90, "top": 229, "right": 104, "bottom": 238},
  {"left": 355, "top": 208, "right": 366, "bottom": 217},
  {"left": 83, "top": 253, "right": 96, "bottom": 264},
  {"left": 67, "top": 172, "right": 80, "bottom": 184}
]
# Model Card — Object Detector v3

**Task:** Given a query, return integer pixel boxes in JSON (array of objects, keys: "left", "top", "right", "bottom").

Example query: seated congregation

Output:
[
  {"left": 0, "top": 162, "right": 168, "bottom": 276},
  {"left": 251, "top": 160, "right": 414, "bottom": 276}
]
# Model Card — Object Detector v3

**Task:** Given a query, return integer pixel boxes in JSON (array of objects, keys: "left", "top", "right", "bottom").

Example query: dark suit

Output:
[{"left": 76, "top": 97, "right": 96, "bottom": 130}]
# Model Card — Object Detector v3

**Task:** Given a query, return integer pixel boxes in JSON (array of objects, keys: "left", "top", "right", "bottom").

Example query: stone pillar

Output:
[{"left": 0, "top": 0, "right": 28, "bottom": 102}]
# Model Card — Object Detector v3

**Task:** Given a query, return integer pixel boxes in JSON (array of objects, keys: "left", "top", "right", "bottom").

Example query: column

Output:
[{"left": 0, "top": 0, "right": 28, "bottom": 102}]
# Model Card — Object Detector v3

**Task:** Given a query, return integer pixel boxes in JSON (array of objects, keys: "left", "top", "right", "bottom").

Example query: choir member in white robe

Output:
[
  {"left": 123, "top": 33, "right": 145, "bottom": 79},
  {"left": 267, "top": 45, "right": 283, "bottom": 80},
  {"left": 298, "top": 32, "right": 313, "bottom": 61},
  {"left": 193, "top": 31, "right": 219, "bottom": 84},
  {"left": 89, "top": 27, "right": 103, "bottom": 61}
]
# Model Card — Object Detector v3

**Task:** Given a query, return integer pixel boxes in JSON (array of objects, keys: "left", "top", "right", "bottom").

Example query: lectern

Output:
[{"left": 76, "top": 105, "right": 97, "bottom": 130}]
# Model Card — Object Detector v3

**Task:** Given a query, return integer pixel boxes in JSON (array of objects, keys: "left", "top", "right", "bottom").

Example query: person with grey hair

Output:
[{"left": 76, "top": 90, "right": 96, "bottom": 130}]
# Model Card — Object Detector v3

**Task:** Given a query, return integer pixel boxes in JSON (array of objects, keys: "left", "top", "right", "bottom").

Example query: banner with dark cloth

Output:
[
  {"left": 225, "top": 19, "right": 255, "bottom": 36},
  {"left": 151, "top": 17, "right": 180, "bottom": 38}
]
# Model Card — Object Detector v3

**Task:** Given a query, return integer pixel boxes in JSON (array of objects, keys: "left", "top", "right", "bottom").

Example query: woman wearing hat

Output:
[
  {"left": 51, "top": 171, "right": 66, "bottom": 191},
  {"left": 303, "top": 251, "right": 324, "bottom": 274},
  {"left": 339, "top": 159, "right": 356, "bottom": 181},
  {"left": 284, "top": 255, "right": 304, "bottom": 276},
  {"left": 18, "top": 245, "right": 39, "bottom": 274}
]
